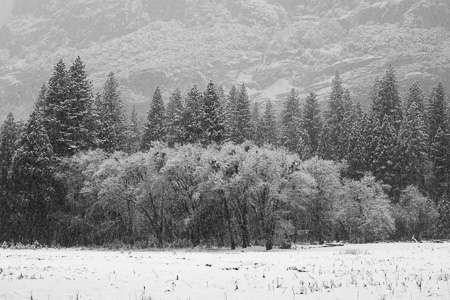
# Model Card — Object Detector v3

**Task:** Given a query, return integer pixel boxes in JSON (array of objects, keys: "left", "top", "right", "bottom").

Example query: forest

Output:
[{"left": 0, "top": 57, "right": 447, "bottom": 250}]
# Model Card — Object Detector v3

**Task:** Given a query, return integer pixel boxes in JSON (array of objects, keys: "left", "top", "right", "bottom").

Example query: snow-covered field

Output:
[{"left": 1, "top": 243, "right": 450, "bottom": 300}]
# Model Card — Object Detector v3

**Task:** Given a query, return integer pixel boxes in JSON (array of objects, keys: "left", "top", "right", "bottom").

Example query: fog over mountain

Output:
[{"left": 0, "top": 0, "right": 449, "bottom": 121}]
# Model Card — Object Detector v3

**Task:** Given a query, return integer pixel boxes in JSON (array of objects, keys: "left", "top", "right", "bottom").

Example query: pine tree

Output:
[
  {"left": 234, "top": 84, "right": 252, "bottom": 143},
  {"left": 371, "top": 115, "right": 400, "bottom": 198},
  {"left": 0, "top": 113, "right": 18, "bottom": 185},
  {"left": 201, "top": 81, "right": 225, "bottom": 145},
  {"left": 319, "top": 72, "right": 350, "bottom": 161},
  {"left": 427, "top": 82, "right": 450, "bottom": 203},
  {"left": 12, "top": 111, "right": 55, "bottom": 193},
  {"left": 141, "top": 86, "right": 166, "bottom": 150},
  {"left": 250, "top": 101, "right": 265, "bottom": 146},
  {"left": 428, "top": 82, "right": 448, "bottom": 145},
  {"left": 365, "top": 67, "right": 403, "bottom": 198},
  {"left": 405, "top": 81, "right": 425, "bottom": 113},
  {"left": 40, "top": 58, "right": 97, "bottom": 156},
  {"left": 183, "top": 85, "right": 204, "bottom": 144},
  {"left": 397, "top": 101, "right": 429, "bottom": 191},
  {"left": 346, "top": 113, "right": 371, "bottom": 179},
  {"left": 35, "top": 84, "right": 48, "bottom": 113},
  {"left": 280, "top": 89, "right": 304, "bottom": 154},
  {"left": 262, "top": 100, "right": 277, "bottom": 145},
  {"left": 438, "top": 197, "right": 450, "bottom": 237},
  {"left": 123, "top": 104, "right": 142, "bottom": 153},
  {"left": 11, "top": 110, "right": 56, "bottom": 241},
  {"left": 430, "top": 127, "right": 450, "bottom": 199},
  {"left": 224, "top": 85, "right": 239, "bottom": 142},
  {"left": 166, "top": 88, "right": 185, "bottom": 147},
  {"left": 66, "top": 56, "right": 98, "bottom": 153},
  {"left": 96, "top": 72, "right": 127, "bottom": 152},
  {"left": 41, "top": 59, "right": 70, "bottom": 156},
  {"left": 396, "top": 82, "right": 428, "bottom": 191},
  {"left": 303, "top": 92, "right": 322, "bottom": 156},
  {"left": 341, "top": 89, "right": 357, "bottom": 155},
  {"left": 370, "top": 65, "right": 402, "bottom": 130}
]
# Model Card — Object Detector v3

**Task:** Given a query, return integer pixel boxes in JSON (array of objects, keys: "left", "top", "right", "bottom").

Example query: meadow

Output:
[{"left": 1, "top": 242, "right": 449, "bottom": 300}]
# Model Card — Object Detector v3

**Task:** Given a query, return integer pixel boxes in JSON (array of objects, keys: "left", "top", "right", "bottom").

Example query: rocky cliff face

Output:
[{"left": 0, "top": 0, "right": 449, "bottom": 120}]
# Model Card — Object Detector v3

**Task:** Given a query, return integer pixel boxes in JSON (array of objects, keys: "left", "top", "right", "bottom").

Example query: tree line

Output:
[{"left": 0, "top": 57, "right": 447, "bottom": 249}]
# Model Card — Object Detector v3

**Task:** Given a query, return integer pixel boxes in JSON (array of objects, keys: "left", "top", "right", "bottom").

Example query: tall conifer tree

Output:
[
  {"left": 371, "top": 115, "right": 399, "bottom": 194},
  {"left": 124, "top": 104, "right": 142, "bottom": 154},
  {"left": 367, "top": 66, "right": 403, "bottom": 198},
  {"left": 41, "top": 58, "right": 97, "bottom": 156},
  {"left": 397, "top": 102, "right": 428, "bottom": 191},
  {"left": 224, "top": 85, "right": 239, "bottom": 142},
  {"left": 66, "top": 56, "right": 98, "bottom": 153},
  {"left": 183, "top": 85, "right": 204, "bottom": 144},
  {"left": 96, "top": 72, "right": 127, "bottom": 152},
  {"left": 319, "top": 72, "right": 351, "bottom": 161},
  {"left": 397, "top": 82, "right": 428, "bottom": 191},
  {"left": 234, "top": 84, "right": 252, "bottom": 143},
  {"left": 0, "top": 113, "right": 18, "bottom": 185},
  {"left": 201, "top": 81, "right": 225, "bottom": 145},
  {"left": 427, "top": 82, "right": 450, "bottom": 203},
  {"left": 166, "top": 88, "right": 185, "bottom": 147},
  {"left": 42, "top": 59, "right": 70, "bottom": 156},
  {"left": 303, "top": 92, "right": 322, "bottom": 156},
  {"left": 280, "top": 89, "right": 304, "bottom": 154},
  {"left": 141, "top": 86, "right": 166, "bottom": 150},
  {"left": 11, "top": 110, "right": 56, "bottom": 241},
  {"left": 250, "top": 101, "right": 265, "bottom": 146},
  {"left": 370, "top": 65, "right": 402, "bottom": 130},
  {"left": 262, "top": 100, "right": 277, "bottom": 145}
]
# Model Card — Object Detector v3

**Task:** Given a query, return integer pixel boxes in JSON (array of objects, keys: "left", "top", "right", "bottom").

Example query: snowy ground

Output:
[{"left": 1, "top": 243, "right": 450, "bottom": 300}]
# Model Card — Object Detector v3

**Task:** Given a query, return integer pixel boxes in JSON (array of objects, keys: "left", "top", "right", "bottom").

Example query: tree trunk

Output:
[
  {"left": 264, "top": 219, "right": 275, "bottom": 250},
  {"left": 241, "top": 219, "right": 249, "bottom": 248},
  {"left": 241, "top": 198, "right": 249, "bottom": 248},
  {"left": 222, "top": 194, "right": 235, "bottom": 250}
]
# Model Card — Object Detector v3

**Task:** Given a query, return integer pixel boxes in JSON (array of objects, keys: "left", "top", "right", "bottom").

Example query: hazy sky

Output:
[{"left": 0, "top": 0, "right": 14, "bottom": 27}]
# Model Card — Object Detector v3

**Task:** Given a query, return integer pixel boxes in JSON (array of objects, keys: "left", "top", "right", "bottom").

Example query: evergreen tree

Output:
[
  {"left": 365, "top": 67, "right": 403, "bottom": 198},
  {"left": 11, "top": 110, "right": 56, "bottom": 242},
  {"left": 405, "top": 81, "right": 425, "bottom": 113},
  {"left": 280, "top": 89, "right": 304, "bottom": 154},
  {"left": 303, "top": 92, "right": 322, "bottom": 156},
  {"left": 96, "top": 72, "right": 127, "bottom": 152},
  {"left": 395, "top": 82, "right": 428, "bottom": 191},
  {"left": 224, "top": 85, "right": 239, "bottom": 142},
  {"left": 201, "top": 81, "right": 225, "bottom": 145},
  {"left": 430, "top": 127, "right": 450, "bottom": 200},
  {"left": 233, "top": 84, "right": 252, "bottom": 144},
  {"left": 183, "top": 85, "right": 204, "bottom": 144},
  {"left": 370, "top": 115, "right": 400, "bottom": 198},
  {"left": 124, "top": 104, "right": 142, "bottom": 153},
  {"left": 319, "top": 72, "right": 351, "bottom": 161},
  {"left": 41, "top": 59, "right": 70, "bottom": 156},
  {"left": 66, "top": 56, "right": 98, "bottom": 153},
  {"left": 0, "top": 113, "right": 18, "bottom": 185},
  {"left": 428, "top": 82, "right": 448, "bottom": 145},
  {"left": 141, "top": 86, "right": 166, "bottom": 150},
  {"left": 346, "top": 113, "right": 371, "bottom": 179},
  {"left": 341, "top": 89, "right": 357, "bottom": 154},
  {"left": 41, "top": 57, "right": 97, "bottom": 156},
  {"left": 370, "top": 65, "right": 402, "bottom": 130},
  {"left": 262, "top": 100, "right": 277, "bottom": 145},
  {"left": 35, "top": 84, "right": 47, "bottom": 113},
  {"left": 427, "top": 82, "right": 450, "bottom": 203},
  {"left": 250, "top": 101, "right": 265, "bottom": 146},
  {"left": 166, "top": 88, "right": 185, "bottom": 147},
  {"left": 438, "top": 197, "right": 450, "bottom": 237},
  {"left": 397, "top": 101, "right": 429, "bottom": 191}
]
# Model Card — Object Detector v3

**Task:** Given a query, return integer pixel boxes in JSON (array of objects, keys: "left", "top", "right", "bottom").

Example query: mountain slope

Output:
[{"left": 0, "top": 0, "right": 450, "bottom": 121}]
